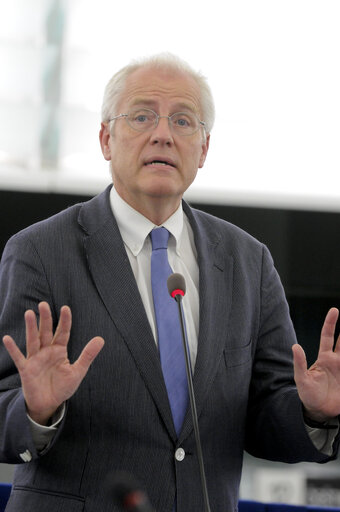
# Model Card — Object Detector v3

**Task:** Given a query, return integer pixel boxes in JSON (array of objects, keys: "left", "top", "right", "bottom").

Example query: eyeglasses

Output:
[{"left": 108, "top": 108, "right": 205, "bottom": 136}]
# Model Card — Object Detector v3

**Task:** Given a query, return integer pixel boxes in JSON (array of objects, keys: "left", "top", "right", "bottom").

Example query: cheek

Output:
[
  {"left": 110, "top": 135, "right": 138, "bottom": 165},
  {"left": 182, "top": 152, "right": 199, "bottom": 183},
  {"left": 118, "top": 134, "right": 146, "bottom": 162},
  {"left": 187, "top": 144, "right": 206, "bottom": 170},
  {"left": 198, "top": 142, "right": 208, "bottom": 168}
]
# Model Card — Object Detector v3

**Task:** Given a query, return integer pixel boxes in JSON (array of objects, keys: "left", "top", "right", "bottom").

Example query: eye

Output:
[
  {"left": 173, "top": 114, "right": 191, "bottom": 127},
  {"left": 134, "top": 113, "right": 150, "bottom": 123},
  {"left": 129, "top": 110, "right": 155, "bottom": 124},
  {"left": 171, "top": 112, "right": 198, "bottom": 131},
  {"left": 176, "top": 118, "right": 190, "bottom": 127}
]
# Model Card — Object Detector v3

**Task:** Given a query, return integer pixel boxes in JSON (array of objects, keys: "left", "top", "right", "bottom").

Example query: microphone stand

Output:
[{"left": 174, "top": 294, "right": 212, "bottom": 512}]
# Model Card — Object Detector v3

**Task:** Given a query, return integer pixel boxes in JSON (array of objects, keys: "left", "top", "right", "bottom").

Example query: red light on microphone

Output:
[
  {"left": 167, "top": 273, "right": 186, "bottom": 300},
  {"left": 123, "top": 490, "right": 148, "bottom": 510},
  {"left": 171, "top": 288, "right": 185, "bottom": 299}
]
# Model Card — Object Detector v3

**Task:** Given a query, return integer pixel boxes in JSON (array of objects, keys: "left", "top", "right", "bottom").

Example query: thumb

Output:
[
  {"left": 73, "top": 337, "right": 105, "bottom": 379},
  {"left": 292, "top": 343, "right": 307, "bottom": 386}
]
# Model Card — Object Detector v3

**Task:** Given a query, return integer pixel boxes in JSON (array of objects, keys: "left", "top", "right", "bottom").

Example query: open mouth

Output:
[{"left": 145, "top": 159, "right": 176, "bottom": 168}]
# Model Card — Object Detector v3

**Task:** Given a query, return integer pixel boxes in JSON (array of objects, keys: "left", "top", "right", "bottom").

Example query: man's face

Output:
[{"left": 99, "top": 66, "right": 210, "bottom": 217}]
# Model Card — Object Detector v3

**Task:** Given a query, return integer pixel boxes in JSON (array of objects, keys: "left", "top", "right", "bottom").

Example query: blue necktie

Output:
[{"left": 150, "top": 227, "right": 189, "bottom": 436}]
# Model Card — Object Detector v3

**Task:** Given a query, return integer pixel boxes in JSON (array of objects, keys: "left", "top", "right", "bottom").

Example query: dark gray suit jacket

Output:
[{"left": 0, "top": 186, "right": 337, "bottom": 512}]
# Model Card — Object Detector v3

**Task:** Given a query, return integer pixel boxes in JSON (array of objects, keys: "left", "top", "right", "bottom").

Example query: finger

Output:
[
  {"left": 38, "top": 302, "right": 54, "bottom": 347},
  {"left": 292, "top": 343, "right": 308, "bottom": 385},
  {"left": 335, "top": 333, "right": 340, "bottom": 352},
  {"left": 3, "top": 335, "right": 27, "bottom": 372},
  {"left": 319, "top": 307, "right": 339, "bottom": 354},
  {"left": 72, "top": 337, "right": 105, "bottom": 379},
  {"left": 52, "top": 305, "right": 72, "bottom": 347},
  {"left": 25, "top": 309, "right": 41, "bottom": 357}
]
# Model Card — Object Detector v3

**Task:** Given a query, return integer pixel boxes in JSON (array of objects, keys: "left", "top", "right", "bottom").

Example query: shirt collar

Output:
[{"left": 109, "top": 186, "right": 184, "bottom": 256}]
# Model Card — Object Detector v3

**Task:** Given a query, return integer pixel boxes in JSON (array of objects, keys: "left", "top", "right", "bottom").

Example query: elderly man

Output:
[{"left": 0, "top": 54, "right": 339, "bottom": 512}]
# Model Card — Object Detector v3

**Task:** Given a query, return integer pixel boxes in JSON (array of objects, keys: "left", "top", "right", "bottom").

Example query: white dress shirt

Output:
[{"left": 109, "top": 185, "right": 199, "bottom": 369}]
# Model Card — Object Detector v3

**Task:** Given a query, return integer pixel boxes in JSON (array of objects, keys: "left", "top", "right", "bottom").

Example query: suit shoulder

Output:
[
  {"left": 8, "top": 200, "right": 84, "bottom": 245},
  {"left": 5, "top": 187, "right": 111, "bottom": 247},
  {"left": 2, "top": 188, "right": 113, "bottom": 262},
  {"left": 187, "top": 204, "right": 263, "bottom": 249}
]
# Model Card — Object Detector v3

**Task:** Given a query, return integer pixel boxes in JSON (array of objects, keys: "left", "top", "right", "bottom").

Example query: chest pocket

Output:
[{"left": 223, "top": 338, "right": 252, "bottom": 368}]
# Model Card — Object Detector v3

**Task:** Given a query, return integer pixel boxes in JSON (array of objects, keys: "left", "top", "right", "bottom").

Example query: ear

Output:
[
  {"left": 198, "top": 133, "right": 210, "bottom": 168},
  {"left": 99, "top": 122, "right": 112, "bottom": 161}
]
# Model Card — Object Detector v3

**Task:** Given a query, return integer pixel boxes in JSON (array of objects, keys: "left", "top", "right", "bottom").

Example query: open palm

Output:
[
  {"left": 3, "top": 302, "right": 104, "bottom": 425},
  {"left": 293, "top": 307, "right": 340, "bottom": 422}
]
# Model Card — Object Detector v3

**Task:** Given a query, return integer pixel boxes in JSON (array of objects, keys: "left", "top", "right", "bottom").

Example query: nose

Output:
[{"left": 149, "top": 116, "right": 174, "bottom": 146}]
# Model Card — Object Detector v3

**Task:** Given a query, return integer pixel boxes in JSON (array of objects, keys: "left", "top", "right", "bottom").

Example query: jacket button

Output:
[{"left": 175, "top": 448, "right": 185, "bottom": 461}]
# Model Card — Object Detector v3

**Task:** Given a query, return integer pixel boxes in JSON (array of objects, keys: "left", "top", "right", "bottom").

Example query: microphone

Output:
[
  {"left": 167, "top": 272, "right": 186, "bottom": 299},
  {"left": 167, "top": 273, "right": 211, "bottom": 512},
  {"left": 106, "top": 471, "right": 155, "bottom": 512}
]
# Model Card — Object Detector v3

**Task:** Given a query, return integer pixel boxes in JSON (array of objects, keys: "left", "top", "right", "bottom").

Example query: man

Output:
[{"left": 0, "top": 54, "right": 339, "bottom": 512}]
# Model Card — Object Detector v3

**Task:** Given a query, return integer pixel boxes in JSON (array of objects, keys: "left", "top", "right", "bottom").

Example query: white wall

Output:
[{"left": 0, "top": 0, "right": 339, "bottom": 212}]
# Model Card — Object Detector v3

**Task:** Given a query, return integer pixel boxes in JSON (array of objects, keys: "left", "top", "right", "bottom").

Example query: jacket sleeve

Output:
[
  {"left": 245, "top": 244, "right": 340, "bottom": 463},
  {"left": 0, "top": 232, "right": 64, "bottom": 463}
]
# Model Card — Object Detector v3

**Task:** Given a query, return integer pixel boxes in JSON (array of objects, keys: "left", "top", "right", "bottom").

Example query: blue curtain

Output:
[{"left": 239, "top": 500, "right": 340, "bottom": 512}]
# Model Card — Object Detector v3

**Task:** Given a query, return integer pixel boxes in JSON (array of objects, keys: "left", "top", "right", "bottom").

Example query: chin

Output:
[{"left": 143, "top": 177, "right": 183, "bottom": 197}]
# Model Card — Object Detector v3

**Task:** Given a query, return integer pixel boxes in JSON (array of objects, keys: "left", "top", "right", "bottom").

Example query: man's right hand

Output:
[{"left": 2, "top": 302, "right": 104, "bottom": 425}]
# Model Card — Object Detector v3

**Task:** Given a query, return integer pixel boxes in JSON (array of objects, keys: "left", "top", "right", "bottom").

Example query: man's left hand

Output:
[{"left": 292, "top": 307, "right": 340, "bottom": 423}]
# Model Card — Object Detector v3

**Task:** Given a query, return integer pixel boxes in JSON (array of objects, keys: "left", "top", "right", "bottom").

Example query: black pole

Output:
[{"left": 175, "top": 295, "right": 211, "bottom": 512}]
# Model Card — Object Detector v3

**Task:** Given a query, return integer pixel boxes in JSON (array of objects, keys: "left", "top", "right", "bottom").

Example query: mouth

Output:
[{"left": 144, "top": 158, "right": 176, "bottom": 169}]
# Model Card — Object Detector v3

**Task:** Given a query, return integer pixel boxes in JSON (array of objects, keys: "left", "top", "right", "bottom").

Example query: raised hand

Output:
[
  {"left": 2, "top": 302, "right": 104, "bottom": 425},
  {"left": 292, "top": 307, "right": 340, "bottom": 423}
]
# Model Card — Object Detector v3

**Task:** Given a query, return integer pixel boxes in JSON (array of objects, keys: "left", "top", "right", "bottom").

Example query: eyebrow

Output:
[{"left": 128, "top": 98, "right": 199, "bottom": 115}]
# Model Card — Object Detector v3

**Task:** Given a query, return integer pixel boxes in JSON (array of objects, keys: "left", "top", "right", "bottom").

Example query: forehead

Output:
[{"left": 117, "top": 66, "right": 202, "bottom": 114}]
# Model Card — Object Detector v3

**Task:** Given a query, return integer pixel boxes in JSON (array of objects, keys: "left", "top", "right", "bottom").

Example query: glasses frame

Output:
[{"left": 108, "top": 108, "right": 206, "bottom": 136}]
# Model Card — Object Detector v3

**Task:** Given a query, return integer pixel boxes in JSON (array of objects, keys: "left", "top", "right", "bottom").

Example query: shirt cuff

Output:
[
  {"left": 27, "top": 403, "right": 66, "bottom": 452},
  {"left": 305, "top": 418, "right": 339, "bottom": 456}
]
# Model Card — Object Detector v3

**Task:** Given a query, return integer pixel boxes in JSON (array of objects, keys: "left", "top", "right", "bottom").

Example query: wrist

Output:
[
  {"left": 303, "top": 407, "right": 337, "bottom": 429},
  {"left": 26, "top": 406, "right": 58, "bottom": 427}
]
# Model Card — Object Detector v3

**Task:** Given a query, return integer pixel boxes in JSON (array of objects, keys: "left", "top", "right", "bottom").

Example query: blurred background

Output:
[{"left": 0, "top": 0, "right": 339, "bottom": 506}]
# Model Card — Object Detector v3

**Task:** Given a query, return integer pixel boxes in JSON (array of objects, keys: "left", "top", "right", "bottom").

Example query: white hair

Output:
[{"left": 101, "top": 53, "right": 215, "bottom": 134}]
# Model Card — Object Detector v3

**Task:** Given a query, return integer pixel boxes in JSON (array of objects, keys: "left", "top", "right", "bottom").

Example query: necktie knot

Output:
[{"left": 150, "top": 227, "right": 170, "bottom": 251}]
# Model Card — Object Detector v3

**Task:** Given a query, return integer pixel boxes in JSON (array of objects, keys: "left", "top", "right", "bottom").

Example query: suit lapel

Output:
[
  {"left": 78, "top": 187, "right": 177, "bottom": 440},
  {"left": 180, "top": 203, "right": 234, "bottom": 442},
  {"left": 78, "top": 189, "right": 234, "bottom": 443}
]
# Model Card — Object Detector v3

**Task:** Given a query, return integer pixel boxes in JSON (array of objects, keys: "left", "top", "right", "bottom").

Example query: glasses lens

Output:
[
  {"left": 126, "top": 109, "right": 157, "bottom": 131},
  {"left": 170, "top": 112, "right": 200, "bottom": 135}
]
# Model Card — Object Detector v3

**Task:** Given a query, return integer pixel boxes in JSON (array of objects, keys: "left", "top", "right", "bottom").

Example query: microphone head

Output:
[
  {"left": 105, "top": 471, "right": 153, "bottom": 511},
  {"left": 167, "top": 273, "right": 186, "bottom": 299}
]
